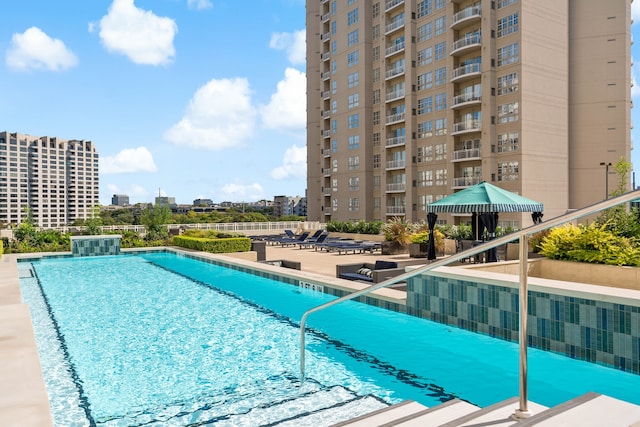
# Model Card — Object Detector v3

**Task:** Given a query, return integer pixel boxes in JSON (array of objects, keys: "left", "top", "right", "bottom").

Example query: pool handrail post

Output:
[
  {"left": 514, "top": 233, "right": 532, "bottom": 419},
  {"left": 298, "top": 189, "right": 640, "bottom": 405}
]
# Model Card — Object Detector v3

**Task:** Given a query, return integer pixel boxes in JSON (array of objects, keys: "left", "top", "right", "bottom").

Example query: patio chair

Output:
[
  {"left": 298, "top": 232, "right": 329, "bottom": 249},
  {"left": 276, "top": 231, "right": 311, "bottom": 247},
  {"left": 336, "top": 260, "right": 403, "bottom": 283}
]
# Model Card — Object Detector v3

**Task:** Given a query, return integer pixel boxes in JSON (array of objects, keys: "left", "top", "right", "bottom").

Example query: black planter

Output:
[
  {"left": 381, "top": 241, "right": 409, "bottom": 255},
  {"left": 409, "top": 242, "right": 429, "bottom": 258}
]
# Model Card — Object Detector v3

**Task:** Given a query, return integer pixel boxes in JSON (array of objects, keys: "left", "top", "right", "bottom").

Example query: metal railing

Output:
[{"left": 299, "top": 189, "right": 640, "bottom": 418}]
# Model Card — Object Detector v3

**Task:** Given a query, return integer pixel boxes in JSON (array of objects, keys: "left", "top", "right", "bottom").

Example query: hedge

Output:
[{"left": 172, "top": 236, "right": 251, "bottom": 253}]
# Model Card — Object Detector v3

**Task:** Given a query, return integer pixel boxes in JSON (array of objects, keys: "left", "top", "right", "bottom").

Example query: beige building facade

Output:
[
  {"left": 0, "top": 132, "right": 100, "bottom": 227},
  {"left": 306, "top": 0, "right": 632, "bottom": 228}
]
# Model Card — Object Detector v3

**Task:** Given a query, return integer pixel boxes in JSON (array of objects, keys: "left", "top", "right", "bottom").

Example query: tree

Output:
[
  {"left": 140, "top": 205, "right": 172, "bottom": 240},
  {"left": 595, "top": 158, "right": 640, "bottom": 240}
]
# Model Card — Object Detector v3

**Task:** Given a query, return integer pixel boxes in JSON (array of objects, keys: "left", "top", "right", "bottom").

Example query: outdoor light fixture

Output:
[{"left": 600, "top": 162, "right": 612, "bottom": 199}]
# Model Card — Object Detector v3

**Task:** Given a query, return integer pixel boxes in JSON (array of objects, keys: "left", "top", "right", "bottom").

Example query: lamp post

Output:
[{"left": 600, "top": 162, "right": 612, "bottom": 199}]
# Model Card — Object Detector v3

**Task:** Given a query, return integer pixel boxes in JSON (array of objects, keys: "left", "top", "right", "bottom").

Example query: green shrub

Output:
[
  {"left": 325, "top": 220, "right": 383, "bottom": 235},
  {"left": 539, "top": 223, "right": 640, "bottom": 267},
  {"left": 172, "top": 236, "right": 251, "bottom": 253},
  {"left": 382, "top": 217, "right": 412, "bottom": 246}
]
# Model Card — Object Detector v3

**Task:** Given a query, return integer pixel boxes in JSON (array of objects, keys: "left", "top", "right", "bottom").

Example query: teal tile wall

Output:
[
  {"left": 71, "top": 237, "right": 121, "bottom": 256},
  {"left": 407, "top": 275, "right": 640, "bottom": 374}
]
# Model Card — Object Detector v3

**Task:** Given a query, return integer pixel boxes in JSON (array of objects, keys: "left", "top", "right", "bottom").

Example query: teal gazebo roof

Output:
[{"left": 426, "top": 182, "right": 544, "bottom": 214}]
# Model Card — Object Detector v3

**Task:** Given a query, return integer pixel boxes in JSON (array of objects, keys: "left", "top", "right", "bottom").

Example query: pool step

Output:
[{"left": 338, "top": 392, "right": 640, "bottom": 427}]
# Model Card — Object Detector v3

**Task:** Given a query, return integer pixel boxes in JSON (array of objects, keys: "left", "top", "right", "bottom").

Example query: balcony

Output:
[
  {"left": 385, "top": 19, "right": 405, "bottom": 35},
  {"left": 321, "top": 90, "right": 331, "bottom": 99},
  {"left": 322, "top": 71, "right": 331, "bottom": 80},
  {"left": 385, "top": 65, "right": 405, "bottom": 80},
  {"left": 451, "top": 33, "right": 482, "bottom": 56},
  {"left": 323, "top": 207, "right": 332, "bottom": 215},
  {"left": 452, "top": 120, "right": 481, "bottom": 135},
  {"left": 452, "top": 176, "right": 482, "bottom": 188},
  {"left": 386, "top": 206, "right": 406, "bottom": 215},
  {"left": 324, "top": 188, "right": 332, "bottom": 196},
  {"left": 321, "top": 32, "right": 331, "bottom": 42},
  {"left": 386, "top": 182, "right": 406, "bottom": 192},
  {"left": 386, "top": 136, "right": 406, "bottom": 147},
  {"left": 321, "top": 13, "right": 330, "bottom": 23},
  {"left": 386, "top": 159, "right": 406, "bottom": 169},
  {"left": 385, "top": 111, "right": 406, "bottom": 125},
  {"left": 321, "top": 51, "right": 331, "bottom": 61},
  {"left": 386, "top": 88, "right": 406, "bottom": 102},
  {"left": 451, "top": 92, "right": 482, "bottom": 109},
  {"left": 322, "top": 148, "right": 332, "bottom": 158},
  {"left": 322, "top": 168, "right": 332, "bottom": 177},
  {"left": 451, "top": 63, "right": 481, "bottom": 83},
  {"left": 451, "top": 148, "right": 482, "bottom": 162},
  {"left": 323, "top": 129, "right": 331, "bottom": 138},
  {"left": 385, "top": 0, "right": 404, "bottom": 12},
  {"left": 385, "top": 41, "right": 405, "bottom": 57},
  {"left": 450, "top": 5, "right": 481, "bottom": 29},
  {"left": 322, "top": 110, "right": 331, "bottom": 118}
]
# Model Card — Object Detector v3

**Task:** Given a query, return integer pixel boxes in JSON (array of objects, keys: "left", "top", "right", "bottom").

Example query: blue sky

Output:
[
  {"left": 2, "top": 1, "right": 640, "bottom": 206},
  {"left": 0, "top": 0, "right": 307, "bottom": 205}
]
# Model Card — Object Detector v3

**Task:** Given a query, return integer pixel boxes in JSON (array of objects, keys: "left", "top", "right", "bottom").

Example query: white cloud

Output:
[
  {"left": 271, "top": 144, "right": 306, "bottom": 180},
  {"left": 5, "top": 27, "right": 78, "bottom": 72},
  {"left": 218, "top": 183, "right": 265, "bottom": 201},
  {"left": 188, "top": 0, "right": 212, "bottom": 10},
  {"left": 164, "top": 77, "right": 257, "bottom": 150},
  {"left": 101, "top": 147, "right": 158, "bottom": 174},
  {"left": 269, "top": 30, "right": 306, "bottom": 65},
  {"left": 96, "top": 0, "right": 177, "bottom": 66},
  {"left": 107, "top": 183, "right": 149, "bottom": 197},
  {"left": 633, "top": 0, "right": 640, "bottom": 23},
  {"left": 260, "top": 68, "right": 306, "bottom": 132}
]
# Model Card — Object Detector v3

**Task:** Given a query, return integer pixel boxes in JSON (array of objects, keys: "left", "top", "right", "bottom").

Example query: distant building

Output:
[
  {"left": 0, "top": 131, "right": 99, "bottom": 227},
  {"left": 193, "top": 198, "right": 214, "bottom": 206},
  {"left": 273, "top": 195, "right": 307, "bottom": 218},
  {"left": 111, "top": 194, "right": 129, "bottom": 206},
  {"left": 155, "top": 196, "right": 176, "bottom": 208}
]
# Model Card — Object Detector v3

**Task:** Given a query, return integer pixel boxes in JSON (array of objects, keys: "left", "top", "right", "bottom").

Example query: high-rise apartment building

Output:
[
  {"left": 306, "top": 0, "right": 632, "bottom": 228},
  {"left": 0, "top": 132, "right": 99, "bottom": 227}
]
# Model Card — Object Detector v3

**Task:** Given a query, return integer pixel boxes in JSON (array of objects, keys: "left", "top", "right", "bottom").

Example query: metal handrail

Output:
[{"left": 299, "top": 189, "right": 640, "bottom": 416}]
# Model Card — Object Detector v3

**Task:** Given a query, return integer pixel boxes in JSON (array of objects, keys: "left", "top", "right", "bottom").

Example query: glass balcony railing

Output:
[
  {"left": 451, "top": 33, "right": 482, "bottom": 55},
  {"left": 451, "top": 5, "right": 481, "bottom": 29},
  {"left": 451, "top": 63, "right": 481, "bottom": 82}
]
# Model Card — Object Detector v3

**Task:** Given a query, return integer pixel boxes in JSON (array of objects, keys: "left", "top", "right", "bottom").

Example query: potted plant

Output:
[
  {"left": 381, "top": 217, "right": 412, "bottom": 255},
  {"left": 409, "top": 231, "right": 430, "bottom": 258}
]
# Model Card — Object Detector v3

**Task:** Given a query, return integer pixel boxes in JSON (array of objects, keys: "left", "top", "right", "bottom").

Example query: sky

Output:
[
  {"left": 2, "top": 1, "right": 640, "bottom": 206},
  {"left": 0, "top": 0, "right": 307, "bottom": 205}
]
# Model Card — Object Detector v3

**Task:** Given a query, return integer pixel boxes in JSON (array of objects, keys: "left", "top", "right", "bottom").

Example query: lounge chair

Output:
[
  {"left": 336, "top": 260, "right": 404, "bottom": 283},
  {"left": 276, "top": 231, "right": 310, "bottom": 247},
  {"left": 298, "top": 232, "right": 329, "bottom": 249}
]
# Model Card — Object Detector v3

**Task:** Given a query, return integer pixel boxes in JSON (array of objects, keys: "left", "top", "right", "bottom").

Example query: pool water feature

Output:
[{"left": 19, "top": 251, "right": 640, "bottom": 426}]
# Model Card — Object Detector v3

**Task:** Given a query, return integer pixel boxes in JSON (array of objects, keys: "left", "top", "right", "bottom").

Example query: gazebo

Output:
[{"left": 425, "top": 182, "right": 544, "bottom": 261}]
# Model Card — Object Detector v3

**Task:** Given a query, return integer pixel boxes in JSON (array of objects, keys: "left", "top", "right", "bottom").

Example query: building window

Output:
[
  {"left": 417, "top": 0, "right": 432, "bottom": 18},
  {"left": 417, "top": 145, "right": 433, "bottom": 162},
  {"left": 435, "top": 67, "right": 446, "bottom": 86},
  {"left": 435, "top": 143, "right": 447, "bottom": 160},
  {"left": 435, "top": 0, "right": 445, "bottom": 10},
  {"left": 373, "top": 154, "right": 381, "bottom": 168},
  {"left": 373, "top": 111, "right": 380, "bottom": 125},
  {"left": 418, "top": 97, "right": 433, "bottom": 114},
  {"left": 373, "top": 132, "right": 380, "bottom": 146},
  {"left": 372, "top": 67, "right": 380, "bottom": 83},
  {"left": 435, "top": 168, "right": 447, "bottom": 186},
  {"left": 331, "top": 60, "right": 337, "bottom": 74},
  {"left": 435, "top": 16, "right": 446, "bottom": 36},
  {"left": 348, "top": 155, "right": 360, "bottom": 170},
  {"left": 417, "top": 170, "right": 433, "bottom": 187},
  {"left": 417, "top": 22, "right": 432, "bottom": 42},
  {"left": 435, "top": 118, "right": 447, "bottom": 135},
  {"left": 372, "top": 45, "right": 380, "bottom": 61},
  {"left": 373, "top": 2, "right": 380, "bottom": 18},
  {"left": 498, "top": 161, "right": 519, "bottom": 181},
  {"left": 332, "top": 198, "right": 338, "bottom": 211},
  {"left": 417, "top": 47, "right": 433, "bottom": 66},
  {"left": 373, "top": 89, "right": 381, "bottom": 104},
  {"left": 497, "top": 132, "right": 519, "bottom": 153},
  {"left": 348, "top": 93, "right": 360, "bottom": 109},
  {"left": 348, "top": 177, "right": 360, "bottom": 191},
  {"left": 331, "top": 40, "right": 337, "bottom": 54},
  {"left": 347, "top": 50, "right": 359, "bottom": 67},
  {"left": 348, "top": 197, "right": 360, "bottom": 212},
  {"left": 434, "top": 42, "right": 446, "bottom": 61},
  {"left": 331, "top": 100, "right": 337, "bottom": 113},
  {"left": 374, "top": 196, "right": 381, "bottom": 212},
  {"left": 347, "top": 29, "right": 359, "bottom": 46},
  {"left": 418, "top": 121, "right": 433, "bottom": 139},
  {"left": 331, "top": 21, "right": 337, "bottom": 35},
  {"left": 497, "top": 0, "right": 518, "bottom": 9},
  {"left": 497, "top": 102, "right": 519, "bottom": 123},
  {"left": 497, "top": 72, "right": 518, "bottom": 95},
  {"left": 332, "top": 159, "right": 338, "bottom": 172},
  {"left": 348, "top": 135, "right": 360, "bottom": 150},
  {"left": 497, "top": 42, "right": 519, "bottom": 66},
  {"left": 417, "top": 72, "right": 433, "bottom": 91},
  {"left": 373, "top": 24, "right": 380, "bottom": 40},
  {"left": 332, "top": 80, "right": 337, "bottom": 93},
  {"left": 497, "top": 13, "right": 519, "bottom": 37},
  {"left": 435, "top": 93, "right": 446, "bottom": 111},
  {"left": 347, "top": 8, "right": 359, "bottom": 25},
  {"left": 348, "top": 113, "right": 360, "bottom": 128},
  {"left": 332, "top": 178, "right": 338, "bottom": 191}
]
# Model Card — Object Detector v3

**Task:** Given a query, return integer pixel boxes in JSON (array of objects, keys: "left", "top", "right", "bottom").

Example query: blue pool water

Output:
[{"left": 19, "top": 252, "right": 640, "bottom": 426}]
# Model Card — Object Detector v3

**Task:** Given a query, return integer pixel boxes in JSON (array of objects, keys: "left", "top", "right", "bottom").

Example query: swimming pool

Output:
[{"left": 20, "top": 251, "right": 640, "bottom": 426}]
